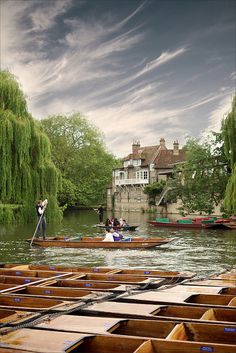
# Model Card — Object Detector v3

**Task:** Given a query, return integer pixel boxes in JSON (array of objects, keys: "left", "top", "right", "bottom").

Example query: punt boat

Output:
[
  {"left": 0, "top": 294, "right": 83, "bottom": 312},
  {"left": 59, "top": 273, "right": 166, "bottom": 287},
  {"left": 2, "top": 285, "right": 109, "bottom": 301},
  {"left": 149, "top": 217, "right": 236, "bottom": 230},
  {"left": 41, "top": 278, "right": 140, "bottom": 292},
  {"left": 1, "top": 328, "right": 236, "bottom": 353},
  {"left": 81, "top": 301, "right": 236, "bottom": 324},
  {"left": 35, "top": 314, "right": 236, "bottom": 345},
  {"left": 95, "top": 224, "right": 139, "bottom": 231},
  {"left": 0, "top": 263, "right": 195, "bottom": 279},
  {"left": 120, "top": 290, "right": 236, "bottom": 308},
  {"left": 27, "top": 236, "right": 175, "bottom": 249}
]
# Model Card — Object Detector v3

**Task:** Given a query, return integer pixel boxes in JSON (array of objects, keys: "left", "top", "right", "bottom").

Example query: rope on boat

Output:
[
  {"left": 0, "top": 273, "right": 199, "bottom": 335},
  {"left": 0, "top": 291, "right": 117, "bottom": 336}
]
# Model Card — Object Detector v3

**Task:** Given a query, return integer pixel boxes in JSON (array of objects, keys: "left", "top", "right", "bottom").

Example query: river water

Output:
[{"left": 0, "top": 210, "right": 235, "bottom": 278}]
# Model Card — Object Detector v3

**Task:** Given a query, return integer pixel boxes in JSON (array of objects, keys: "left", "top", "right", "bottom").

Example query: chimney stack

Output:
[
  {"left": 159, "top": 138, "right": 166, "bottom": 148},
  {"left": 173, "top": 140, "right": 179, "bottom": 155},
  {"left": 132, "top": 140, "right": 140, "bottom": 154}
]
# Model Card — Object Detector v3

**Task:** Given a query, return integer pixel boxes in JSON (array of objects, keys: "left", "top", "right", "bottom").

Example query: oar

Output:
[{"left": 30, "top": 203, "right": 47, "bottom": 247}]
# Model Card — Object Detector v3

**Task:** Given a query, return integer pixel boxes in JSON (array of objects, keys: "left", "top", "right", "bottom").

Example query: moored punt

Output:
[
  {"left": 2, "top": 285, "right": 109, "bottom": 301},
  {"left": 64, "top": 273, "right": 166, "bottom": 287},
  {"left": 95, "top": 224, "right": 139, "bottom": 231},
  {"left": 149, "top": 217, "right": 236, "bottom": 230},
  {"left": 120, "top": 291, "right": 236, "bottom": 308},
  {"left": 0, "top": 264, "right": 195, "bottom": 279},
  {"left": 27, "top": 236, "right": 175, "bottom": 249},
  {"left": 35, "top": 314, "right": 236, "bottom": 345},
  {"left": 149, "top": 220, "right": 212, "bottom": 229},
  {"left": 0, "top": 268, "right": 74, "bottom": 278},
  {"left": 0, "top": 294, "right": 83, "bottom": 312},
  {"left": 36, "top": 315, "right": 176, "bottom": 338},
  {"left": 82, "top": 301, "right": 236, "bottom": 324},
  {"left": 48, "top": 333, "right": 236, "bottom": 353},
  {"left": 184, "top": 278, "right": 236, "bottom": 287},
  {"left": 106, "top": 269, "right": 195, "bottom": 279},
  {"left": 41, "top": 278, "right": 140, "bottom": 292}
]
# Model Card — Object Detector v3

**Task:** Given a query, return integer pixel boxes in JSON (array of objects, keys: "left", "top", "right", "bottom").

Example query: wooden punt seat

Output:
[
  {"left": 133, "top": 338, "right": 236, "bottom": 353},
  {"left": 228, "top": 297, "right": 236, "bottom": 306},
  {"left": 63, "top": 335, "right": 146, "bottom": 353},
  {"left": 185, "top": 293, "right": 236, "bottom": 306},
  {"left": 220, "top": 287, "right": 236, "bottom": 295},
  {"left": 166, "top": 322, "right": 236, "bottom": 344},
  {"left": 108, "top": 319, "right": 176, "bottom": 339},
  {"left": 200, "top": 308, "right": 236, "bottom": 323},
  {"left": 152, "top": 305, "right": 207, "bottom": 320}
]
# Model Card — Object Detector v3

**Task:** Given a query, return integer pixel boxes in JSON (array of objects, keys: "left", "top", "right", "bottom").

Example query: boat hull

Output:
[
  {"left": 27, "top": 237, "right": 174, "bottom": 249},
  {"left": 95, "top": 224, "right": 139, "bottom": 231}
]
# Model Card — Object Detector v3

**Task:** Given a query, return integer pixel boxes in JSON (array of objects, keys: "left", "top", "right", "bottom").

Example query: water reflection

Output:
[{"left": 0, "top": 210, "right": 235, "bottom": 277}]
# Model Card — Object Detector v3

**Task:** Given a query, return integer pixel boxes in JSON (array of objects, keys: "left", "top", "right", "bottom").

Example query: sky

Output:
[{"left": 1, "top": 0, "right": 235, "bottom": 157}]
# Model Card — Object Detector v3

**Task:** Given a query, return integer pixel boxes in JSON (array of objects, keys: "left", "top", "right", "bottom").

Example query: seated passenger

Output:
[
  {"left": 122, "top": 219, "right": 129, "bottom": 227},
  {"left": 113, "top": 218, "right": 120, "bottom": 228},
  {"left": 110, "top": 228, "right": 122, "bottom": 241},
  {"left": 102, "top": 230, "right": 114, "bottom": 242}
]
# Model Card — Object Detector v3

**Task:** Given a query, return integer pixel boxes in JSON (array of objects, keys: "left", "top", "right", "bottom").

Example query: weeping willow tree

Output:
[
  {"left": 0, "top": 70, "right": 62, "bottom": 223},
  {"left": 222, "top": 96, "right": 236, "bottom": 215}
]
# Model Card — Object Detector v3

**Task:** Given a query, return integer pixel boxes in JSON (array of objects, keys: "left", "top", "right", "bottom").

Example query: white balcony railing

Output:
[{"left": 115, "top": 178, "right": 149, "bottom": 186}]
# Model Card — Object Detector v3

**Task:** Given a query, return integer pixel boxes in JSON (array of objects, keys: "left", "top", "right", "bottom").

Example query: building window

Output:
[
  {"left": 136, "top": 170, "right": 148, "bottom": 180},
  {"left": 133, "top": 159, "right": 141, "bottom": 166}
]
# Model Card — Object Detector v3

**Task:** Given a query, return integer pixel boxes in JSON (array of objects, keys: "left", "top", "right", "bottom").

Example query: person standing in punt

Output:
[
  {"left": 97, "top": 205, "right": 104, "bottom": 224},
  {"left": 35, "top": 199, "right": 48, "bottom": 240}
]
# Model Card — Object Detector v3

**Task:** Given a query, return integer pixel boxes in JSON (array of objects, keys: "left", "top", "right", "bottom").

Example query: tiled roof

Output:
[
  {"left": 154, "top": 149, "right": 186, "bottom": 168},
  {"left": 123, "top": 145, "right": 164, "bottom": 164}
]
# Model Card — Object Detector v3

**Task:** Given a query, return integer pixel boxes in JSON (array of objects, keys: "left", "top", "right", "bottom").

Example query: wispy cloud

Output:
[
  {"left": 204, "top": 95, "right": 234, "bottom": 134},
  {"left": 135, "top": 47, "right": 189, "bottom": 78},
  {"left": 1, "top": 0, "right": 235, "bottom": 157}
]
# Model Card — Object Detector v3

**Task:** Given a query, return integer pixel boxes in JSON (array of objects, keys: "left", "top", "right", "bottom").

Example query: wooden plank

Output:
[
  {"left": 158, "top": 285, "right": 224, "bottom": 294},
  {"left": 36, "top": 315, "right": 122, "bottom": 334},
  {"left": 0, "top": 328, "right": 88, "bottom": 353}
]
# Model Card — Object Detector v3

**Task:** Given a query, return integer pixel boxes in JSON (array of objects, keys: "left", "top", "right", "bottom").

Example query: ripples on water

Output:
[{"left": 0, "top": 210, "right": 235, "bottom": 277}]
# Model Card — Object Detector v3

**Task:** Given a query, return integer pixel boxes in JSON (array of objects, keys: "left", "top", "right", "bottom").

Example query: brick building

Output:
[{"left": 107, "top": 138, "right": 186, "bottom": 212}]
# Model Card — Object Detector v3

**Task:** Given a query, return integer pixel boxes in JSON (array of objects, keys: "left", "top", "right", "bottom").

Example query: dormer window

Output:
[{"left": 133, "top": 159, "right": 141, "bottom": 166}]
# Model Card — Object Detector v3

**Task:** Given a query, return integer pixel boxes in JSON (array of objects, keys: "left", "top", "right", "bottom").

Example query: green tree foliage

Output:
[
  {"left": 41, "top": 113, "right": 120, "bottom": 206},
  {"left": 144, "top": 180, "right": 166, "bottom": 205},
  {"left": 58, "top": 178, "right": 77, "bottom": 207},
  {"left": 0, "top": 71, "right": 62, "bottom": 222},
  {"left": 169, "top": 135, "right": 228, "bottom": 215},
  {"left": 222, "top": 96, "right": 236, "bottom": 215}
]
